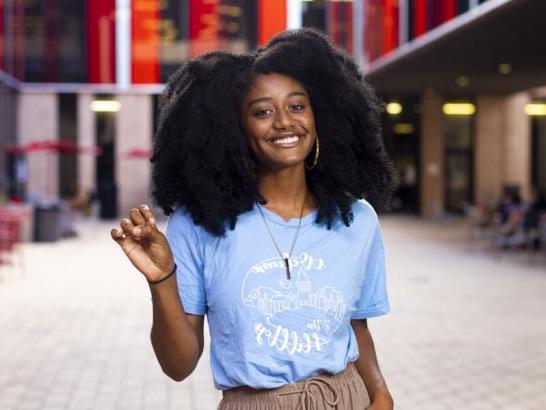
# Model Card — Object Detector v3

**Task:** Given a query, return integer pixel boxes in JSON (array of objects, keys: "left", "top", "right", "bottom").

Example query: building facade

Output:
[
  {"left": 1, "top": 0, "right": 544, "bottom": 218},
  {"left": 360, "top": 0, "right": 546, "bottom": 216}
]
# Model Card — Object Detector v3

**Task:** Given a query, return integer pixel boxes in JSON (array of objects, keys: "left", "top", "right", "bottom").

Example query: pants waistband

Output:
[{"left": 222, "top": 362, "right": 360, "bottom": 408}]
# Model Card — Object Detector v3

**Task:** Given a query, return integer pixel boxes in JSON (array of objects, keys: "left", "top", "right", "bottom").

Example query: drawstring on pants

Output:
[{"left": 277, "top": 376, "right": 340, "bottom": 410}]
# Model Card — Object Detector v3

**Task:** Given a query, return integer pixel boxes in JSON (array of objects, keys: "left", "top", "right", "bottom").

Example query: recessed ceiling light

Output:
[
  {"left": 525, "top": 103, "right": 546, "bottom": 116},
  {"left": 456, "top": 76, "right": 470, "bottom": 87},
  {"left": 386, "top": 102, "right": 402, "bottom": 115},
  {"left": 90, "top": 100, "right": 121, "bottom": 112},
  {"left": 393, "top": 123, "right": 414, "bottom": 134},
  {"left": 498, "top": 63, "right": 512, "bottom": 75},
  {"left": 443, "top": 103, "right": 476, "bottom": 116}
]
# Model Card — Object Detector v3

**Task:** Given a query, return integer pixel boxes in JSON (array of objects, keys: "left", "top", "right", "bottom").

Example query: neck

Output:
[{"left": 257, "top": 165, "right": 314, "bottom": 218}]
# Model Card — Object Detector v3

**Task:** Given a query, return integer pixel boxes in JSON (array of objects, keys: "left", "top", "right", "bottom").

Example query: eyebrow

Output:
[{"left": 247, "top": 91, "right": 308, "bottom": 107}]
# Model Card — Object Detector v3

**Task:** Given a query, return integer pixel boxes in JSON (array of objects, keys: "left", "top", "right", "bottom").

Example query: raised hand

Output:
[{"left": 111, "top": 204, "right": 175, "bottom": 283}]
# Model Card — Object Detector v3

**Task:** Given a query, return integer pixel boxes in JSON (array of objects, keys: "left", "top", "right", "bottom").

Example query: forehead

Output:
[{"left": 245, "top": 73, "right": 307, "bottom": 99}]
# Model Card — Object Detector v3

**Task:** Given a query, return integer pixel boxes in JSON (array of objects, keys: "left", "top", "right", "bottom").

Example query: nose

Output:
[{"left": 273, "top": 108, "right": 294, "bottom": 130}]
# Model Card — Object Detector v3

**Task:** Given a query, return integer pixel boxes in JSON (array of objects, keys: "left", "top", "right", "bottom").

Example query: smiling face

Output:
[{"left": 241, "top": 73, "right": 317, "bottom": 172}]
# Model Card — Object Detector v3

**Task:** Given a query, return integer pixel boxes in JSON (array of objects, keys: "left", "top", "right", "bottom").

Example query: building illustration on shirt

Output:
[
  {"left": 241, "top": 252, "right": 350, "bottom": 354},
  {"left": 243, "top": 268, "right": 347, "bottom": 321}
]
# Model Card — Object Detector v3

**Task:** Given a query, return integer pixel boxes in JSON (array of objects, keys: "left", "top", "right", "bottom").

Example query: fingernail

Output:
[
  {"left": 141, "top": 204, "right": 149, "bottom": 210},
  {"left": 149, "top": 217, "right": 156, "bottom": 225},
  {"left": 122, "top": 218, "right": 130, "bottom": 224},
  {"left": 133, "top": 227, "right": 141, "bottom": 236}
]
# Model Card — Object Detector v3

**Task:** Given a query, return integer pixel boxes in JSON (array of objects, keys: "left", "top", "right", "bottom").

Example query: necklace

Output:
[{"left": 257, "top": 195, "right": 306, "bottom": 280}]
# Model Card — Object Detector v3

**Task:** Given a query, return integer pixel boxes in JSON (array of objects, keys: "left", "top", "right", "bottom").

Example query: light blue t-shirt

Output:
[{"left": 165, "top": 199, "right": 389, "bottom": 390}]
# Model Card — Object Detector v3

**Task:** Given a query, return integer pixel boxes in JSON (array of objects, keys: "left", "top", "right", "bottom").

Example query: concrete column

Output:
[
  {"left": 115, "top": 94, "right": 153, "bottom": 215},
  {"left": 420, "top": 90, "right": 444, "bottom": 218},
  {"left": 17, "top": 91, "right": 59, "bottom": 199},
  {"left": 474, "top": 96, "right": 504, "bottom": 208},
  {"left": 502, "top": 92, "right": 531, "bottom": 200},
  {"left": 77, "top": 93, "right": 96, "bottom": 193}
]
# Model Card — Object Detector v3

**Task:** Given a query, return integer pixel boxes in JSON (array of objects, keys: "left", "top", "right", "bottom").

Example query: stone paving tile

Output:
[{"left": 0, "top": 215, "right": 545, "bottom": 410}]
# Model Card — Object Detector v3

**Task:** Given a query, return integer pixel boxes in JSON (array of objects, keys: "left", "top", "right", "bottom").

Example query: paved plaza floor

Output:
[{"left": 0, "top": 215, "right": 545, "bottom": 410}]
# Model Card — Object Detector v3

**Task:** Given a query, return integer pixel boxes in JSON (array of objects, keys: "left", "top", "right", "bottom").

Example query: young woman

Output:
[{"left": 112, "top": 29, "right": 396, "bottom": 409}]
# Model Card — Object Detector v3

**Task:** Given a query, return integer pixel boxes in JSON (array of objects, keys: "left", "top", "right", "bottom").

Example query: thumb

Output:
[{"left": 110, "top": 227, "right": 125, "bottom": 244}]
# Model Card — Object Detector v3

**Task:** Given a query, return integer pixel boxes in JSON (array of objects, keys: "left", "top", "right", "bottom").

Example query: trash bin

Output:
[{"left": 34, "top": 203, "right": 62, "bottom": 242}]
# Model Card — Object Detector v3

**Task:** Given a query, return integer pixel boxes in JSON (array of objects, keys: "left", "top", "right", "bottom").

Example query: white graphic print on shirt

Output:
[{"left": 241, "top": 252, "right": 347, "bottom": 355}]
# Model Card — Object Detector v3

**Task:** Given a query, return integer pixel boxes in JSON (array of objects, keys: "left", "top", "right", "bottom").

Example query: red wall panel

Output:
[
  {"left": 382, "top": 0, "right": 398, "bottom": 54},
  {"left": 87, "top": 0, "right": 116, "bottom": 83},
  {"left": 443, "top": 0, "right": 457, "bottom": 21},
  {"left": 329, "top": 2, "right": 340, "bottom": 45},
  {"left": 189, "top": 0, "right": 220, "bottom": 58},
  {"left": 258, "top": 0, "right": 286, "bottom": 45},
  {"left": 329, "top": 1, "right": 353, "bottom": 54},
  {"left": 132, "top": 0, "right": 160, "bottom": 83},
  {"left": 345, "top": 2, "right": 353, "bottom": 55},
  {"left": 365, "top": 0, "right": 382, "bottom": 62},
  {"left": 414, "top": 0, "right": 427, "bottom": 37}
]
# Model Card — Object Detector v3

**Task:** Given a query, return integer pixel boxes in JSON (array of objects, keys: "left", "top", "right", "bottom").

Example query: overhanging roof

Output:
[{"left": 364, "top": 0, "right": 546, "bottom": 95}]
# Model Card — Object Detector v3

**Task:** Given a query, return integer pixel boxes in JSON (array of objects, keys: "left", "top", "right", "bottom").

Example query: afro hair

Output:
[{"left": 152, "top": 28, "right": 396, "bottom": 236}]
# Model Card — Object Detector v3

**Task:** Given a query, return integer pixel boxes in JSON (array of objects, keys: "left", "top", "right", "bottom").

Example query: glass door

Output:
[{"left": 444, "top": 113, "right": 474, "bottom": 213}]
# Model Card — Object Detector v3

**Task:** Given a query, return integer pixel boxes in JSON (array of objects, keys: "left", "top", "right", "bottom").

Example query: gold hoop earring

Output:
[{"left": 305, "top": 135, "right": 320, "bottom": 170}]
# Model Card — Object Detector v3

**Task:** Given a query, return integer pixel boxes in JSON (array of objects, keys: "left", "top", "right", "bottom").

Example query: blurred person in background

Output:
[
  {"left": 112, "top": 29, "right": 395, "bottom": 410},
  {"left": 523, "top": 188, "right": 546, "bottom": 249},
  {"left": 492, "top": 186, "right": 523, "bottom": 248},
  {"left": 494, "top": 185, "right": 521, "bottom": 225}
]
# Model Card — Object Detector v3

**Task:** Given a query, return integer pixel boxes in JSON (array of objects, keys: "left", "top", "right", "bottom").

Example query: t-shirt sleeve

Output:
[
  {"left": 351, "top": 220, "right": 390, "bottom": 319},
  {"left": 165, "top": 208, "right": 207, "bottom": 315}
]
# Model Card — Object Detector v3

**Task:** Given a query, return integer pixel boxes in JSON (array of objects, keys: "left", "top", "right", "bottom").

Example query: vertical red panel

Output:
[
  {"left": 414, "top": 0, "right": 427, "bottom": 37},
  {"left": 345, "top": 2, "right": 353, "bottom": 55},
  {"left": 0, "top": 0, "right": 4, "bottom": 71},
  {"left": 327, "top": 2, "right": 341, "bottom": 45},
  {"left": 382, "top": 0, "right": 399, "bottom": 54},
  {"left": 431, "top": 0, "right": 456, "bottom": 27},
  {"left": 132, "top": 0, "right": 160, "bottom": 83},
  {"left": 444, "top": 0, "right": 457, "bottom": 21},
  {"left": 364, "top": 0, "right": 373, "bottom": 62},
  {"left": 258, "top": 0, "right": 286, "bottom": 45},
  {"left": 374, "top": 0, "right": 383, "bottom": 59},
  {"left": 87, "top": 0, "right": 116, "bottom": 83},
  {"left": 365, "top": 0, "right": 382, "bottom": 62},
  {"left": 329, "top": 1, "right": 353, "bottom": 54},
  {"left": 189, "top": 0, "right": 220, "bottom": 58}
]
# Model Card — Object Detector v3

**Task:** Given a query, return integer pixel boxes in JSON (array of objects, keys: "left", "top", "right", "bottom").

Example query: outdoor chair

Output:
[{"left": 0, "top": 207, "right": 25, "bottom": 280}]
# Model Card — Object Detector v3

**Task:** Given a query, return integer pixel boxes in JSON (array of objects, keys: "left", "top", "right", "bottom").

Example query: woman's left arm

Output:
[{"left": 350, "top": 319, "right": 393, "bottom": 410}]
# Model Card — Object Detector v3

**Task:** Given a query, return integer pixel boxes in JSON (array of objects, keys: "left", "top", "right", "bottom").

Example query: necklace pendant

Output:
[{"left": 283, "top": 257, "right": 291, "bottom": 280}]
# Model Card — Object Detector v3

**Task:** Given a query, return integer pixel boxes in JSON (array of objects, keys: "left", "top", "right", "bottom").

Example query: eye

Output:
[
  {"left": 253, "top": 109, "right": 273, "bottom": 118},
  {"left": 290, "top": 104, "right": 305, "bottom": 112}
]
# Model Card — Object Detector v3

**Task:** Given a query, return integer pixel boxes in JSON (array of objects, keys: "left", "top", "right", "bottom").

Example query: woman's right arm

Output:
[
  {"left": 149, "top": 276, "right": 204, "bottom": 381},
  {"left": 111, "top": 204, "right": 204, "bottom": 381}
]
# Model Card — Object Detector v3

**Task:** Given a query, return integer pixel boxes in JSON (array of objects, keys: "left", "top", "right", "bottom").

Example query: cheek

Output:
[
  {"left": 305, "top": 112, "right": 317, "bottom": 132},
  {"left": 245, "top": 120, "right": 269, "bottom": 142}
]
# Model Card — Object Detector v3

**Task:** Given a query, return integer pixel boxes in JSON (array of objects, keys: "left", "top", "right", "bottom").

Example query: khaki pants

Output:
[{"left": 218, "top": 362, "right": 370, "bottom": 410}]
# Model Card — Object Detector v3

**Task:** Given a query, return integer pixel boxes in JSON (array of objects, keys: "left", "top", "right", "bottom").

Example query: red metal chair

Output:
[{"left": 0, "top": 207, "right": 25, "bottom": 280}]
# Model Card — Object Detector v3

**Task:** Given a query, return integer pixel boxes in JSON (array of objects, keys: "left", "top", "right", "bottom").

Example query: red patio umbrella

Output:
[
  {"left": 3, "top": 139, "right": 103, "bottom": 155},
  {"left": 124, "top": 148, "right": 152, "bottom": 159},
  {"left": 55, "top": 138, "right": 103, "bottom": 156}
]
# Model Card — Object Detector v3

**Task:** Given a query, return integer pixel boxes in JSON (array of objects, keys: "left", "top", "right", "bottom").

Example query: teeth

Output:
[{"left": 271, "top": 136, "right": 301, "bottom": 145}]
